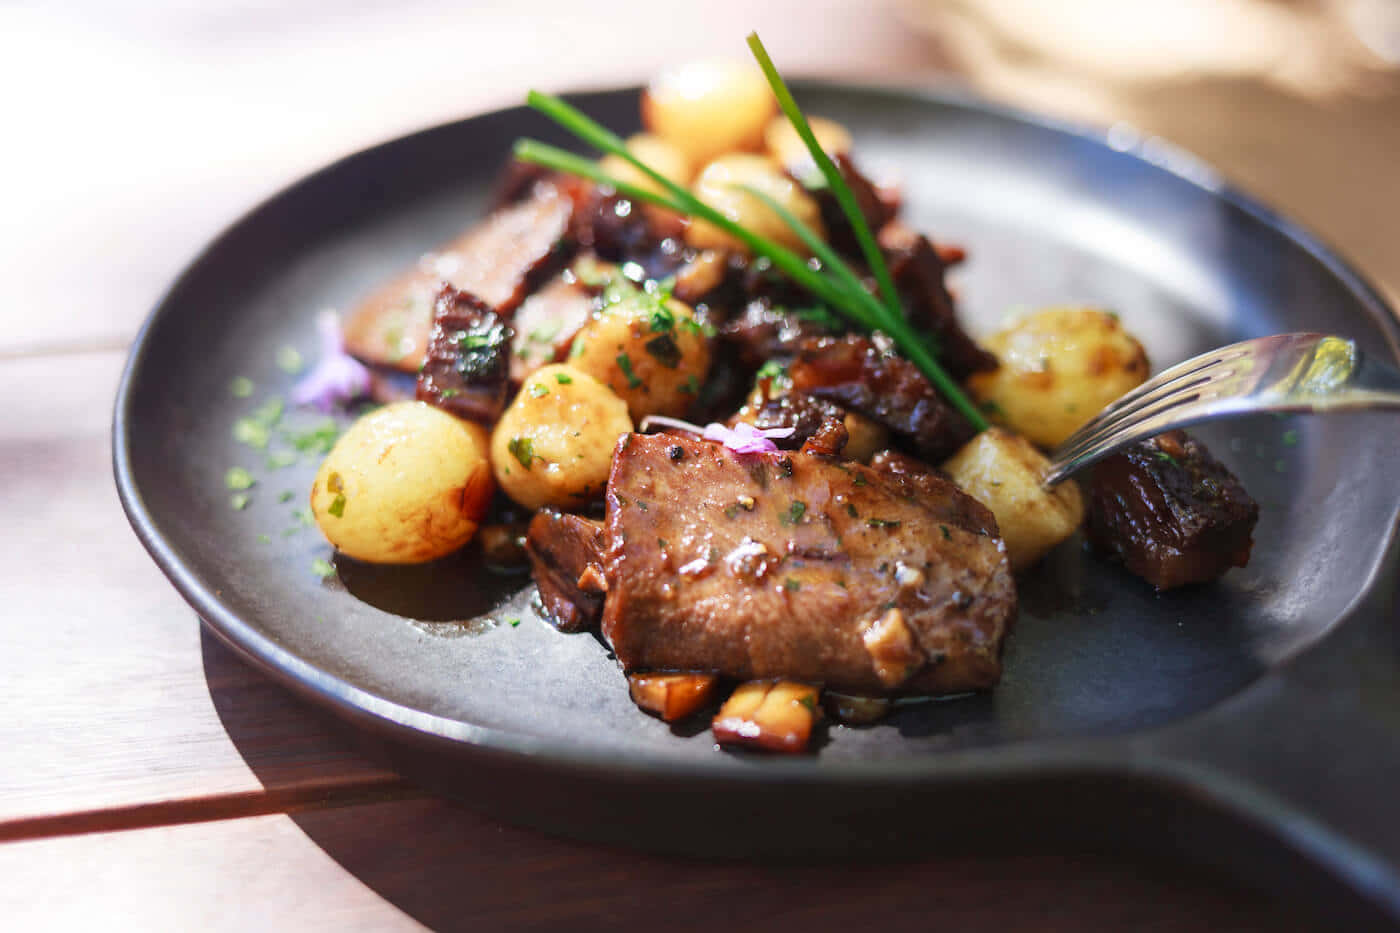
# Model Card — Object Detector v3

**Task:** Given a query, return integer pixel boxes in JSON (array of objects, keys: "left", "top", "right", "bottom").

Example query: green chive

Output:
[{"left": 225, "top": 467, "right": 255, "bottom": 491}]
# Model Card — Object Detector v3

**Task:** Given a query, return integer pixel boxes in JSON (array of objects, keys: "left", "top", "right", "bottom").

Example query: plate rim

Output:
[{"left": 112, "top": 80, "right": 1400, "bottom": 786}]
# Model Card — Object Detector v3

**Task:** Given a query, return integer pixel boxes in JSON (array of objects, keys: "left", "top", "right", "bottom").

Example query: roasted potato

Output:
[
  {"left": 684, "top": 153, "right": 826, "bottom": 254},
  {"left": 490, "top": 364, "right": 633, "bottom": 510},
  {"left": 567, "top": 292, "right": 711, "bottom": 420},
  {"left": 968, "top": 308, "right": 1150, "bottom": 448},
  {"left": 763, "top": 114, "right": 852, "bottom": 170},
  {"left": 598, "top": 133, "right": 694, "bottom": 195},
  {"left": 641, "top": 60, "right": 776, "bottom": 166},
  {"left": 941, "top": 428, "right": 1084, "bottom": 571},
  {"left": 310, "top": 401, "right": 493, "bottom": 564}
]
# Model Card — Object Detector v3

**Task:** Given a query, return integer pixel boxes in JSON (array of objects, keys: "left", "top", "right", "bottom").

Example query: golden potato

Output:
[
  {"left": 310, "top": 401, "right": 493, "bottom": 564},
  {"left": 968, "top": 308, "right": 1150, "bottom": 448},
  {"left": 598, "top": 133, "right": 694, "bottom": 195},
  {"left": 685, "top": 153, "right": 826, "bottom": 253},
  {"left": 567, "top": 291, "right": 711, "bottom": 420},
  {"left": 641, "top": 60, "right": 776, "bottom": 166},
  {"left": 941, "top": 428, "right": 1084, "bottom": 572},
  {"left": 490, "top": 364, "right": 632, "bottom": 510},
  {"left": 763, "top": 114, "right": 852, "bottom": 171}
]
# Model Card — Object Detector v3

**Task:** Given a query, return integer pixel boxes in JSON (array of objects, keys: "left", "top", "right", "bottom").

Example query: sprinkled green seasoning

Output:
[
  {"left": 845, "top": 503, "right": 858, "bottom": 518},
  {"left": 279, "top": 490, "right": 295, "bottom": 503},
  {"left": 234, "top": 418, "right": 271, "bottom": 449},
  {"left": 229, "top": 377, "right": 254, "bottom": 398},
  {"left": 649, "top": 305, "right": 675, "bottom": 333},
  {"left": 940, "top": 524, "right": 951, "bottom": 540},
  {"left": 230, "top": 493, "right": 250, "bottom": 511},
  {"left": 1154, "top": 451, "right": 1178, "bottom": 467},
  {"left": 311, "top": 558, "right": 335, "bottom": 579},
  {"left": 528, "top": 383, "right": 549, "bottom": 398},
  {"left": 555, "top": 372, "right": 573, "bottom": 385},
  {"left": 277, "top": 346, "right": 304, "bottom": 374},
  {"left": 782, "top": 500, "right": 806, "bottom": 525},
  {"left": 1282, "top": 429, "right": 1299, "bottom": 446},
  {"left": 785, "top": 577, "right": 802, "bottom": 592},
  {"left": 644, "top": 334, "right": 682, "bottom": 368},
  {"left": 508, "top": 618, "right": 522, "bottom": 628},
  {"left": 328, "top": 493, "right": 347, "bottom": 518},
  {"left": 796, "top": 694, "right": 817, "bottom": 711},
  {"left": 258, "top": 534, "right": 271, "bottom": 544},
  {"left": 225, "top": 467, "right": 255, "bottom": 491},
  {"left": 866, "top": 518, "right": 900, "bottom": 529},
  {"left": 616, "top": 352, "right": 642, "bottom": 388},
  {"left": 266, "top": 449, "right": 298, "bottom": 470},
  {"left": 508, "top": 436, "right": 536, "bottom": 469}
]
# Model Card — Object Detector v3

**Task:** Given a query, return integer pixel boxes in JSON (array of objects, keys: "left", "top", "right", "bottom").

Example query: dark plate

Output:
[{"left": 115, "top": 84, "right": 1400, "bottom": 924}]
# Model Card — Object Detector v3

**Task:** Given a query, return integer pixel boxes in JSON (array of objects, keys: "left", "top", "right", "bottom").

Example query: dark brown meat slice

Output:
[
  {"left": 508, "top": 275, "right": 595, "bottom": 383},
  {"left": 789, "top": 335, "right": 977, "bottom": 463},
  {"left": 798, "top": 153, "right": 898, "bottom": 258},
  {"left": 415, "top": 285, "right": 512, "bottom": 422},
  {"left": 343, "top": 184, "right": 575, "bottom": 372},
  {"left": 881, "top": 228, "right": 997, "bottom": 381},
  {"left": 600, "top": 433, "right": 1016, "bottom": 695},
  {"left": 867, "top": 449, "right": 999, "bottom": 536},
  {"left": 1085, "top": 430, "right": 1259, "bottom": 590},
  {"left": 525, "top": 510, "right": 606, "bottom": 632},
  {"left": 748, "top": 390, "right": 847, "bottom": 452},
  {"left": 719, "top": 300, "right": 844, "bottom": 368}
]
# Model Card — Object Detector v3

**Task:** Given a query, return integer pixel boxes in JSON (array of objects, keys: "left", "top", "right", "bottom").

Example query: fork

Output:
[{"left": 1042, "top": 332, "right": 1400, "bottom": 485}]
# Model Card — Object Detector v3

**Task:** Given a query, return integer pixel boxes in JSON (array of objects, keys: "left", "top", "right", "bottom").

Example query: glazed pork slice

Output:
[
  {"left": 343, "top": 183, "right": 575, "bottom": 371},
  {"left": 1085, "top": 430, "right": 1259, "bottom": 590},
  {"left": 600, "top": 433, "right": 1016, "bottom": 695},
  {"left": 525, "top": 510, "right": 606, "bottom": 632},
  {"left": 416, "top": 285, "right": 511, "bottom": 422}
]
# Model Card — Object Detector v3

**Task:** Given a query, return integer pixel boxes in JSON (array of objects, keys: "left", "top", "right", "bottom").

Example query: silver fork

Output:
[{"left": 1042, "top": 333, "right": 1400, "bottom": 485}]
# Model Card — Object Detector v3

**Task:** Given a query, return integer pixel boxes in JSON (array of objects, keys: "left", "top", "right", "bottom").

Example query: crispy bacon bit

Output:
[{"left": 712, "top": 680, "right": 823, "bottom": 754}]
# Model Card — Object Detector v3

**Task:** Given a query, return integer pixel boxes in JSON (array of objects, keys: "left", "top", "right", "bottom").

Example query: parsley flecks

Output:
[
  {"left": 230, "top": 492, "right": 251, "bottom": 511},
  {"left": 1282, "top": 429, "right": 1299, "bottom": 446},
  {"left": 940, "top": 524, "right": 951, "bottom": 540},
  {"left": 1154, "top": 451, "right": 1179, "bottom": 467},
  {"left": 328, "top": 493, "right": 347, "bottom": 518},
  {"left": 508, "top": 436, "right": 536, "bottom": 469},
  {"left": 277, "top": 346, "right": 304, "bottom": 374},
  {"left": 866, "top": 518, "right": 901, "bottom": 529},
  {"left": 287, "top": 419, "right": 340, "bottom": 454},
  {"left": 845, "top": 503, "right": 858, "bottom": 518},
  {"left": 852, "top": 473, "right": 868, "bottom": 487},
  {"left": 616, "top": 352, "right": 642, "bottom": 388},
  {"left": 279, "top": 490, "right": 295, "bottom": 504},
  {"left": 234, "top": 418, "right": 271, "bottom": 449},
  {"left": 258, "top": 533, "right": 271, "bottom": 544},
  {"left": 784, "top": 577, "right": 802, "bottom": 592},
  {"left": 791, "top": 305, "right": 843, "bottom": 329},
  {"left": 266, "top": 449, "right": 297, "bottom": 470},
  {"left": 508, "top": 617, "right": 522, "bottom": 628},
  {"left": 644, "top": 334, "right": 682, "bottom": 368},
  {"left": 755, "top": 360, "right": 787, "bottom": 383},
  {"left": 555, "top": 372, "right": 573, "bottom": 385},
  {"left": 311, "top": 558, "right": 335, "bottom": 579},
  {"left": 225, "top": 467, "right": 256, "bottom": 491},
  {"left": 569, "top": 339, "right": 586, "bottom": 359},
  {"left": 680, "top": 375, "right": 699, "bottom": 395},
  {"left": 649, "top": 305, "right": 675, "bottom": 333},
  {"left": 796, "top": 694, "right": 817, "bottom": 711},
  {"left": 327, "top": 472, "right": 344, "bottom": 494},
  {"left": 229, "top": 376, "right": 254, "bottom": 398},
  {"left": 528, "top": 383, "right": 549, "bottom": 398},
  {"left": 782, "top": 500, "right": 807, "bottom": 525}
]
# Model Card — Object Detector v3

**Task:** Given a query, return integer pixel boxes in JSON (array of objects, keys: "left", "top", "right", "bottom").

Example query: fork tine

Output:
[
  {"left": 1077, "top": 346, "right": 1250, "bottom": 427},
  {"left": 1052, "top": 387, "right": 1210, "bottom": 466}
]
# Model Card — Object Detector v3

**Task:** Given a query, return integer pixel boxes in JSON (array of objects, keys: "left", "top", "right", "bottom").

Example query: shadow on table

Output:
[{"left": 200, "top": 627, "right": 1316, "bottom": 933}]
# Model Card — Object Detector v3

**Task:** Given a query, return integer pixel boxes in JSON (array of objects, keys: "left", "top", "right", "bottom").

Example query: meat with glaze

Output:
[
  {"left": 416, "top": 285, "right": 512, "bottom": 423},
  {"left": 600, "top": 433, "right": 1016, "bottom": 695},
  {"left": 524, "top": 509, "right": 606, "bottom": 632}
]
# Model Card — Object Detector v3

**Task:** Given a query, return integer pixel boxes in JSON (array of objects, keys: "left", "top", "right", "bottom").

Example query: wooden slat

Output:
[
  {"left": 0, "top": 350, "right": 406, "bottom": 834},
  {"left": 0, "top": 797, "right": 1320, "bottom": 933}
]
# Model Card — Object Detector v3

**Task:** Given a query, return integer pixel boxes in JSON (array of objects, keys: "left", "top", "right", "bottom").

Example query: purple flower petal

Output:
[
  {"left": 702, "top": 421, "right": 795, "bottom": 454},
  {"left": 290, "top": 311, "right": 371, "bottom": 413}
]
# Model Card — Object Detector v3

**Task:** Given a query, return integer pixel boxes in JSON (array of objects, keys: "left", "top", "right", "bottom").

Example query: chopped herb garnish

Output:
[
  {"left": 311, "top": 558, "right": 335, "bottom": 579},
  {"left": 796, "top": 694, "right": 817, "bottom": 711},
  {"left": 508, "top": 617, "right": 522, "bottom": 628},
  {"left": 867, "top": 518, "right": 901, "bottom": 529},
  {"left": 229, "top": 376, "right": 254, "bottom": 398},
  {"left": 276, "top": 346, "right": 303, "bottom": 374},
  {"left": 328, "top": 493, "right": 347, "bottom": 518},
  {"left": 258, "top": 533, "right": 271, "bottom": 544},
  {"left": 782, "top": 500, "right": 807, "bottom": 525},
  {"left": 1154, "top": 451, "right": 1179, "bottom": 467},
  {"left": 570, "top": 340, "right": 586, "bottom": 359},
  {"left": 777, "top": 457, "right": 794, "bottom": 478},
  {"left": 292, "top": 507, "right": 316, "bottom": 527},
  {"left": 528, "top": 383, "right": 549, "bottom": 398},
  {"left": 680, "top": 374, "right": 700, "bottom": 395},
  {"left": 649, "top": 305, "right": 675, "bottom": 333},
  {"left": 657, "top": 537, "right": 668, "bottom": 549},
  {"left": 265, "top": 449, "right": 298, "bottom": 470},
  {"left": 852, "top": 472, "right": 868, "bottom": 487},
  {"left": 755, "top": 360, "right": 787, "bottom": 383},
  {"left": 508, "top": 436, "right": 536, "bottom": 469},
  {"left": 279, "top": 490, "right": 295, "bottom": 503},
  {"left": 724, "top": 505, "right": 740, "bottom": 519},
  {"left": 791, "top": 305, "right": 843, "bottom": 329},
  {"left": 940, "top": 524, "right": 951, "bottom": 541},
  {"left": 784, "top": 577, "right": 802, "bottom": 592},
  {"left": 1282, "top": 429, "right": 1299, "bottom": 446},
  {"left": 644, "top": 334, "right": 682, "bottom": 368},
  {"left": 845, "top": 503, "right": 858, "bottom": 518},
  {"left": 234, "top": 418, "right": 271, "bottom": 449},
  {"left": 555, "top": 372, "right": 574, "bottom": 385},
  {"left": 225, "top": 467, "right": 255, "bottom": 491},
  {"left": 230, "top": 492, "right": 251, "bottom": 511},
  {"left": 637, "top": 500, "right": 649, "bottom": 511},
  {"left": 285, "top": 418, "right": 338, "bottom": 454},
  {"left": 616, "top": 352, "right": 642, "bottom": 388},
  {"left": 440, "top": 388, "right": 461, "bottom": 399}
]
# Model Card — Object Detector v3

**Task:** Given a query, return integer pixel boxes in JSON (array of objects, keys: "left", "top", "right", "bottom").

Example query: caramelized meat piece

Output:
[
  {"left": 749, "top": 391, "right": 847, "bottom": 451},
  {"left": 712, "top": 681, "right": 822, "bottom": 754},
  {"left": 415, "top": 286, "right": 512, "bottom": 422},
  {"left": 799, "top": 417, "right": 849, "bottom": 459},
  {"left": 1086, "top": 430, "right": 1259, "bottom": 590},
  {"left": 600, "top": 433, "right": 1016, "bottom": 695},
  {"left": 720, "top": 300, "right": 843, "bottom": 368},
  {"left": 628, "top": 673, "right": 721, "bottom": 722},
  {"left": 882, "top": 228, "right": 996, "bottom": 380},
  {"left": 344, "top": 184, "right": 575, "bottom": 371},
  {"left": 571, "top": 188, "right": 689, "bottom": 281},
  {"left": 508, "top": 275, "right": 594, "bottom": 383},
  {"left": 801, "top": 153, "right": 898, "bottom": 258},
  {"left": 789, "top": 335, "right": 977, "bottom": 462},
  {"left": 525, "top": 509, "right": 606, "bottom": 632}
]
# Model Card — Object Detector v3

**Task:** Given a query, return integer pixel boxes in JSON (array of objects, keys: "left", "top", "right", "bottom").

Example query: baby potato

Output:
[
  {"left": 763, "top": 114, "right": 853, "bottom": 170},
  {"left": 641, "top": 60, "right": 776, "bottom": 166},
  {"left": 968, "top": 308, "right": 1151, "bottom": 448},
  {"left": 941, "top": 428, "right": 1084, "bottom": 572},
  {"left": 310, "top": 401, "right": 493, "bottom": 564},
  {"left": 490, "top": 364, "right": 633, "bottom": 510},
  {"left": 685, "top": 153, "right": 826, "bottom": 254},
  {"left": 598, "top": 133, "right": 694, "bottom": 195},
  {"left": 568, "top": 293, "right": 711, "bottom": 420}
]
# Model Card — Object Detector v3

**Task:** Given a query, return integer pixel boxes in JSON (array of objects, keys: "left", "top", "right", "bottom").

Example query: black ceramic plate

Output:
[{"left": 115, "top": 85, "right": 1400, "bottom": 924}]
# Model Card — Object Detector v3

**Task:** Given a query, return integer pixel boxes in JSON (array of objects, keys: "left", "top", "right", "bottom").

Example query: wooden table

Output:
[{"left": 5, "top": 2, "right": 1395, "bottom": 928}]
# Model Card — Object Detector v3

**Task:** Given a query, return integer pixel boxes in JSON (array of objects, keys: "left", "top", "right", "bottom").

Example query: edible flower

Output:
[
  {"left": 703, "top": 421, "right": 795, "bottom": 454},
  {"left": 291, "top": 310, "right": 370, "bottom": 412}
]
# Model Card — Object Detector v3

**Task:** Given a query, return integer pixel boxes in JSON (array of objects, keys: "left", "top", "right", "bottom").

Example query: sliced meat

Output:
[
  {"left": 800, "top": 153, "right": 898, "bottom": 258},
  {"left": 415, "top": 285, "right": 512, "bottom": 422},
  {"left": 789, "top": 334, "right": 977, "bottom": 462},
  {"left": 509, "top": 274, "right": 595, "bottom": 383},
  {"left": 600, "top": 433, "right": 1016, "bottom": 695},
  {"left": 882, "top": 228, "right": 997, "bottom": 380},
  {"left": 525, "top": 509, "right": 607, "bottom": 632},
  {"left": 571, "top": 188, "right": 689, "bottom": 281},
  {"left": 748, "top": 390, "right": 847, "bottom": 452},
  {"left": 1085, "top": 430, "right": 1259, "bottom": 590},
  {"left": 720, "top": 300, "right": 844, "bottom": 368},
  {"left": 344, "top": 184, "right": 576, "bottom": 372}
]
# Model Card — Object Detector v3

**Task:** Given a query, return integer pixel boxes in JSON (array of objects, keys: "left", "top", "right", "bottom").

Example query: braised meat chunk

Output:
[
  {"left": 600, "top": 433, "right": 1016, "bottom": 695},
  {"left": 416, "top": 286, "right": 512, "bottom": 423},
  {"left": 508, "top": 275, "right": 595, "bottom": 383},
  {"left": 344, "top": 183, "right": 576, "bottom": 371},
  {"left": 789, "top": 335, "right": 977, "bottom": 462},
  {"left": 882, "top": 228, "right": 997, "bottom": 381},
  {"left": 1086, "top": 430, "right": 1259, "bottom": 590},
  {"left": 525, "top": 509, "right": 606, "bottom": 632}
]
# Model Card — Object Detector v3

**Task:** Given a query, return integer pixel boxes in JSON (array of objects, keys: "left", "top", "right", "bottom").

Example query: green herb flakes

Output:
[
  {"left": 782, "top": 500, "right": 807, "bottom": 525},
  {"left": 328, "top": 493, "right": 347, "bottom": 518},
  {"left": 528, "top": 383, "right": 549, "bottom": 398},
  {"left": 229, "top": 376, "right": 254, "bottom": 398},
  {"left": 508, "top": 617, "right": 522, "bottom": 628},
  {"left": 233, "top": 418, "right": 271, "bottom": 449},
  {"left": 616, "top": 352, "right": 642, "bottom": 388},
  {"left": 279, "top": 490, "right": 295, "bottom": 504},
  {"left": 866, "top": 518, "right": 900, "bottom": 529},
  {"left": 784, "top": 577, "right": 802, "bottom": 592},
  {"left": 845, "top": 503, "right": 858, "bottom": 518},
  {"left": 265, "top": 449, "right": 298, "bottom": 470},
  {"left": 311, "top": 558, "right": 335, "bottom": 579},
  {"left": 230, "top": 493, "right": 251, "bottom": 511},
  {"left": 277, "top": 346, "right": 304, "bottom": 374},
  {"left": 1282, "top": 429, "right": 1299, "bottom": 447},
  {"left": 555, "top": 372, "right": 574, "bottom": 385},
  {"left": 258, "top": 533, "right": 271, "bottom": 544},
  {"left": 940, "top": 524, "right": 951, "bottom": 541},
  {"left": 508, "top": 436, "right": 536, "bottom": 469},
  {"left": 644, "top": 334, "right": 682, "bottom": 368},
  {"left": 225, "top": 467, "right": 255, "bottom": 491}
]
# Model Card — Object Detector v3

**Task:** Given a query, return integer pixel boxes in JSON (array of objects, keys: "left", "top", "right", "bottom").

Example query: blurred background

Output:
[{"left": 3, "top": 0, "right": 1397, "bottom": 354}]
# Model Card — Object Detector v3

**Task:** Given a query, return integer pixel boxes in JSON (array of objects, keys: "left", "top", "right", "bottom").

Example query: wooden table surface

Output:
[{"left": 5, "top": 2, "right": 1396, "bottom": 929}]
